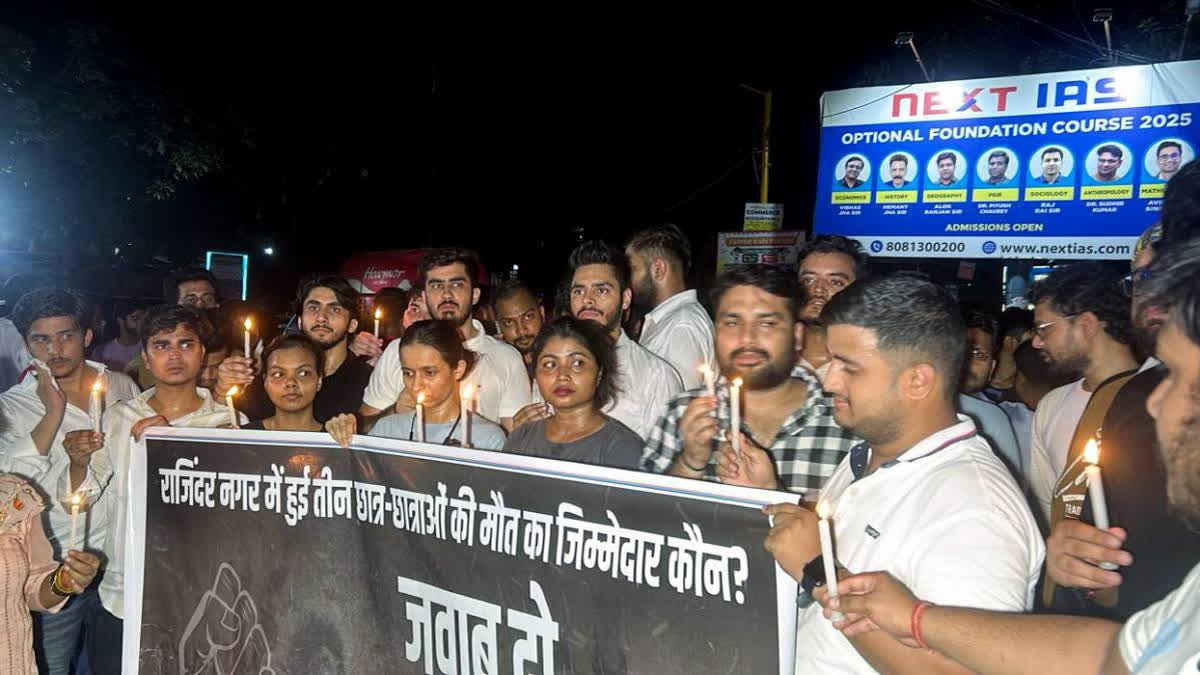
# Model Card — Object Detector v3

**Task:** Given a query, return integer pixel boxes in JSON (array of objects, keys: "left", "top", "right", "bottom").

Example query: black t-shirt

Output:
[
  {"left": 239, "top": 354, "right": 373, "bottom": 423},
  {"left": 1050, "top": 365, "right": 1200, "bottom": 621}
]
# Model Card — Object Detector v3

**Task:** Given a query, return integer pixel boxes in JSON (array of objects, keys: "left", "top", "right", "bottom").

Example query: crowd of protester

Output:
[{"left": 0, "top": 160, "right": 1197, "bottom": 673}]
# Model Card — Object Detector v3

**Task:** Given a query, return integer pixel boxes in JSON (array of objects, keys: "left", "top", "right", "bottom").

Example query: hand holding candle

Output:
[
  {"left": 729, "top": 377, "right": 744, "bottom": 465},
  {"left": 415, "top": 391, "right": 426, "bottom": 443},
  {"left": 88, "top": 378, "right": 104, "bottom": 433},
  {"left": 1083, "top": 439, "right": 1118, "bottom": 571},
  {"left": 374, "top": 308, "right": 382, "bottom": 338},
  {"left": 226, "top": 385, "right": 241, "bottom": 429},
  {"left": 243, "top": 318, "right": 253, "bottom": 358},
  {"left": 68, "top": 491, "right": 83, "bottom": 547},
  {"left": 817, "top": 500, "right": 845, "bottom": 622},
  {"left": 699, "top": 364, "right": 716, "bottom": 398}
]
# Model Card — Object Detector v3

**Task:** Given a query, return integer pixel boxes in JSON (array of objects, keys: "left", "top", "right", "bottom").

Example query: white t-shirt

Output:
[
  {"left": 1120, "top": 561, "right": 1200, "bottom": 673},
  {"left": 1029, "top": 378, "right": 1091, "bottom": 523},
  {"left": 0, "top": 361, "right": 140, "bottom": 553},
  {"left": 637, "top": 289, "right": 713, "bottom": 391},
  {"left": 794, "top": 416, "right": 1045, "bottom": 674},
  {"left": 362, "top": 319, "right": 531, "bottom": 424}
]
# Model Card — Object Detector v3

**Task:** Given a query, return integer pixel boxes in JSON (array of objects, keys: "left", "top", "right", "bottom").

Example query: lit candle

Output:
[
  {"left": 243, "top": 318, "right": 253, "bottom": 358},
  {"left": 374, "top": 308, "right": 383, "bottom": 338},
  {"left": 226, "top": 385, "right": 241, "bottom": 429},
  {"left": 1083, "top": 439, "right": 1118, "bottom": 571},
  {"left": 460, "top": 383, "right": 474, "bottom": 448},
  {"left": 817, "top": 499, "right": 845, "bottom": 622},
  {"left": 89, "top": 378, "right": 104, "bottom": 433},
  {"left": 415, "top": 391, "right": 426, "bottom": 443},
  {"left": 68, "top": 492, "right": 83, "bottom": 548},
  {"left": 730, "top": 376, "right": 743, "bottom": 462},
  {"left": 699, "top": 364, "right": 716, "bottom": 398}
]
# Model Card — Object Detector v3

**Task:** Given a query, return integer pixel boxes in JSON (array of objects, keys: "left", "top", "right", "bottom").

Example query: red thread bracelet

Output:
[{"left": 911, "top": 601, "right": 932, "bottom": 649}]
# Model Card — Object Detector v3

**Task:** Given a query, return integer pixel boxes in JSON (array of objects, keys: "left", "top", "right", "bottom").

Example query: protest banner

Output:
[
  {"left": 814, "top": 60, "right": 1200, "bottom": 259},
  {"left": 123, "top": 428, "right": 799, "bottom": 674}
]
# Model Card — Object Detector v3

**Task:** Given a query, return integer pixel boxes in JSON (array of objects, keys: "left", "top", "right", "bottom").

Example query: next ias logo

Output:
[{"left": 890, "top": 77, "right": 1127, "bottom": 118}]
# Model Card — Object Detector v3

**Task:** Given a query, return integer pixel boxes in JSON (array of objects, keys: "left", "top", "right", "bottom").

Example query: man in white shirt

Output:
[
  {"left": 521, "top": 240, "right": 682, "bottom": 440},
  {"left": 79, "top": 303, "right": 241, "bottom": 674},
  {"left": 812, "top": 232, "right": 1200, "bottom": 675},
  {"left": 624, "top": 224, "right": 715, "bottom": 390},
  {"left": 0, "top": 288, "right": 140, "bottom": 675},
  {"left": 763, "top": 274, "right": 1043, "bottom": 674},
  {"left": 359, "top": 248, "right": 531, "bottom": 430},
  {"left": 1028, "top": 262, "right": 1140, "bottom": 523}
]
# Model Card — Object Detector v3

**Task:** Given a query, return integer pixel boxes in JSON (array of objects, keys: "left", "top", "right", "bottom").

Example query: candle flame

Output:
[
  {"left": 732, "top": 376, "right": 743, "bottom": 387},
  {"left": 817, "top": 499, "right": 831, "bottom": 519},
  {"left": 1083, "top": 438, "right": 1100, "bottom": 465},
  {"left": 416, "top": 391, "right": 426, "bottom": 405},
  {"left": 698, "top": 363, "right": 710, "bottom": 375},
  {"left": 461, "top": 383, "right": 475, "bottom": 400},
  {"left": 92, "top": 379, "right": 103, "bottom": 393},
  {"left": 375, "top": 308, "right": 383, "bottom": 320},
  {"left": 243, "top": 317, "right": 252, "bottom": 331},
  {"left": 70, "top": 492, "right": 82, "bottom": 507},
  {"left": 227, "top": 385, "right": 239, "bottom": 398}
]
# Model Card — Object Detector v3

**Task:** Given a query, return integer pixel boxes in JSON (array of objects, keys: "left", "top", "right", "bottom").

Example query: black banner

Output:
[{"left": 126, "top": 429, "right": 796, "bottom": 674}]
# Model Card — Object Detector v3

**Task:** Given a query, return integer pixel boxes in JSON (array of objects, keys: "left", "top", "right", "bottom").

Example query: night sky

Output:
[{"left": 3, "top": 2, "right": 1192, "bottom": 306}]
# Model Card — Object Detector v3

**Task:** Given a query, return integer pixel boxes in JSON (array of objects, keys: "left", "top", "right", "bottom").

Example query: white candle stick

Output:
[
  {"left": 699, "top": 364, "right": 716, "bottom": 398},
  {"left": 460, "top": 383, "right": 474, "bottom": 448},
  {"left": 416, "top": 391, "right": 426, "bottom": 443},
  {"left": 226, "top": 386, "right": 241, "bottom": 429},
  {"left": 1083, "top": 439, "right": 1118, "bottom": 570},
  {"left": 243, "top": 318, "right": 253, "bottom": 359},
  {"left": 89, "top": 378, "right": 104, "bottom": 433},
  {"left": 374, "top": 308, "right": 382, "bottom": 338},
  {"left": 68, "top": 492, "right": 83, "bottom": 548},
  {"left": 817, "top": 499, "right": 845, "bottom": 622},
  {"left": 730, "top": 376, "right": 743, "bottom": 463}
]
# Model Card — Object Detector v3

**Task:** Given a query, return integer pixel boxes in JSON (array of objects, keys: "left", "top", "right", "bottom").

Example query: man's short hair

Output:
[
  {"left": 492, "top": 280, "right": 539, "bottom": 312},
  {"left": 568, "top": 241, "right": 631, "bottom": 292},
  {"left": 112, "top": 298, "right": 150, "bottom": 322},
  {"left": 293, "top": 274, "right": 361, "bottom": 321},
  {"left": 1012, "top": 340, "right": 1076, "bottom": 390},
  {"left": 710, "top": 265, "right": 801, "bottom": 320},
  {"left": 138, "top": 304, "right": 213, "bottom": 349},
  {"left": 1157, "top": 141, "right": 1183, "bottom": 157},
  {"left": 163, "top": 267, "right": 218, "bottom": 303},
  {"left": 419, "top": 248, "right": 481, "bottom": 291},
  {"left": 988, "top": 150, "right": 1010, "bottom": 165},
  {"left": 999, "top": 307, "right": 1034, "bottom": 342},
  {"left": 797, "top": 235, "right": 871, "bottom": 281},
  {"left": 936, "top": 151, "right": 956, "bottom": 165},
  {"left": 845, "top": 156, "right": 864, "bottom": 168},
  {"left": 1042, "top": 147, "right": 1064, "bottom": 160},
  {"left": 1097, "top": 144, "right": 1124, "bottom": 159},
  {"left": 1028, "top": 262, "right": 1133, "bottom": 345},
  {"left": 626, "top": 223, "right": 692, "bottom": 274},
  {"left": 821, "top": 273, "right": 966, "bottom": 400},
  {"left": 962, "top": 306, "right": 1000, "bottom": 356},
  {"left": 889, "top": 154, "right": 908, "bottom": 166},
  {"left": 12, "top": 288, "right": 91, "bottom": 339},
  {"left": 1141, "top": 233, "right": 1200, "bottom": 347}
]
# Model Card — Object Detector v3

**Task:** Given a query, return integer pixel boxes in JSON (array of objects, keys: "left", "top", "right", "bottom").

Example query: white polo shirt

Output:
[
  {"left": 362, "top": 319, "right": 531, "bottom": 424},
  {"left": 637, "top": 289, "right": 713, "bottom": 391},
  {"left": 0, "top": 361, "right": 140, "bottom": 553},
  {"left": 794, "top": 416, "right": 1044, "bottom": 674},
  {"left": 85, "top": 386, "right": 239, "bottom": 618},
  {"left": 1120, "top": 561, "right": 1200, "bottom": 673}
]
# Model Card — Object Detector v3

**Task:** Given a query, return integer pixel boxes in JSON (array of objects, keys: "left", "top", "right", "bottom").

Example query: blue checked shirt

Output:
[{"left": 640, "top": 367, "right": 860, "bottom": 496}]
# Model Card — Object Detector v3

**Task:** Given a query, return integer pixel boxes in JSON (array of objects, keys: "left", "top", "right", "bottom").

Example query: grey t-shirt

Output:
[
  {"left": 369, "top": 410, "right": 506, "bottom": 450},
  {"left": 503, "top": 417, "right": 642, "bottom": 469}
]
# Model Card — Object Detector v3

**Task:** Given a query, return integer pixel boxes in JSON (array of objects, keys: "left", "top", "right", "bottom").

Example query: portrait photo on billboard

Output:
[
  {"left": 1028, "top": 144, "right": 1075, "bottom": 185},
  {"left": 1142, "top": 138, "right": 1194, "bottom": 183},
  {"left": 879, "top": 151, "right": 917, "bottom": 189},
  {"left": 832, "top": 153, "right": 871, "bottom": 190},
  {"left": 925, "top": 149, "right": 966, "bottom": 188},
  {"left": 976, "top": 147, "right": 1019, "bottom": 187},
  {"left": 1083, "top": 141, "right": 1134, "bottom": 184}
]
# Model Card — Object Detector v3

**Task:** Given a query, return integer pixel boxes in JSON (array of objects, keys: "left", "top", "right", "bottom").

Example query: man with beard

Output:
[
  {"left": 796, "top": 235, "right": 869, "bottom": 380},
  {"left": 360, "top": 248, "right": 530, "bottom": 430},
  {"left": 760, "top": 273, "right": 1042, "bottom": 673},
  {"left": 625, "top": 224, "right": 715, "bottom": 390},
  {"left": 958, "top": 307, "right": 1023, "bottom": 477},
  {"left": 1028, "top": 262, "right": 1140, "bottom": 524},
  {"left": 642, "top": 265, "right": 859, "bottom": 495},
  {"left": 77, "top": 304, "right": 242, "bottom": 673},
  {"left": 0, "top": 289, "right": 139, "bottom": 675},
  {"left": 492, "top": 280, "right": 544, "bottom": 372},
  {"left": 813, "top": 234, "right": 1200, "bottom": 675},
  {"left": 215, "top": 275, "right": 373, "bottom": 423},
  {"left": 1042, "top": 171, "right": 1200, "bottom": 621}
]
